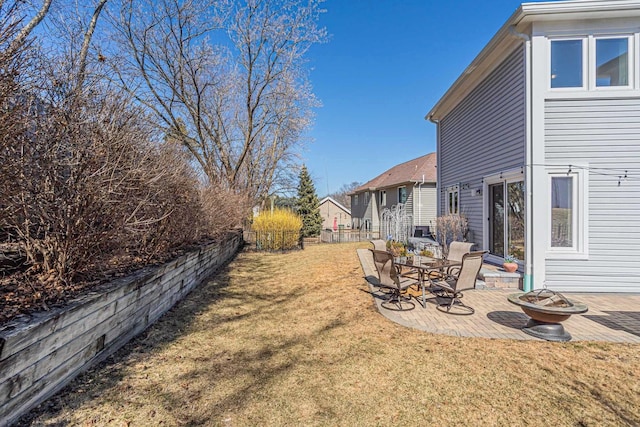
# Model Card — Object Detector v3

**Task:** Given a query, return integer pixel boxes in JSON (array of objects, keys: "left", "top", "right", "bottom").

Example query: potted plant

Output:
[
  {"left": 503, "top": 255, "right": 518, "bottom": 273},
  {"left": 399, "top": 246, "right": 409, "bottom": 264},
  {"left": 386, "top": 240, "right": 406, "bottom": 262},
  {"left": 419, "top": 248, "right": 434, "bottom": 258}
]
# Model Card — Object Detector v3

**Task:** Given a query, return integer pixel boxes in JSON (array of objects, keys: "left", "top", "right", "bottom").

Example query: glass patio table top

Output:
[{"left": 394, "top": 257, "right": 462, "bottom": 308}]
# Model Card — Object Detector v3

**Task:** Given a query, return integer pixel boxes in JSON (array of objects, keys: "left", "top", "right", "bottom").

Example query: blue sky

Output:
[{"left": 303, "top": 0, "right": 546, "bottom": 196}]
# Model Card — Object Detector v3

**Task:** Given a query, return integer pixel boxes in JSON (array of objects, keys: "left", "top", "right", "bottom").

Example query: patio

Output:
[{"left": 358, "top": 248, "right": 640, "bottom": 343}]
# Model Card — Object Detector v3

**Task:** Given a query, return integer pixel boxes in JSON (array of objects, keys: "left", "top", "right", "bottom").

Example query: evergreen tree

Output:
[{"left": 296, "top": 165, "right": 323, "bottom": 237}]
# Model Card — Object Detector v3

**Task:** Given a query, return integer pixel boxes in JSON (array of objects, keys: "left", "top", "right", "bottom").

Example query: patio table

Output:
[{"left": 395, "top": 257, "right": 462, "bottom": 308}]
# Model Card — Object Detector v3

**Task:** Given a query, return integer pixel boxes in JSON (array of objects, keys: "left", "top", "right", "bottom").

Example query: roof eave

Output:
[
  {"left": 426, "top": 5, "right": 525, "bottom": 121},
  {"left": 347, "top": 187, "right": 376, "bottom": 196},
  {"left": 376, "top": 179, "right": 437, "bottom": 191},
  {"left": 319, "top": 196, "right": 352, "bottom": 215},
  {"left": 426, "top": 0, "right": 640, "bottom": 121}
]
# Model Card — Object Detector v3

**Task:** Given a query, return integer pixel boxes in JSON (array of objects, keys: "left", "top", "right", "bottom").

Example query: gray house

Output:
[
  {"left": 427, "top": 0, "right": 640, "bottom": 293},
  {"left": 350, "top": 153, "right": 437, "bottom": 234}
]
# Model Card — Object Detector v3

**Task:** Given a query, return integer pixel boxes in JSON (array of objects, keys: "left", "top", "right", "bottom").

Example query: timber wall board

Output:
[{"left": 0, "top": 231, "right": 242, "bottom": 426}]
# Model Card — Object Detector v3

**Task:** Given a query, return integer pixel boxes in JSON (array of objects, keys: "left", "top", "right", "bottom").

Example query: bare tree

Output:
[
  {"left": 110, "top": 0, "right": 325, "bottom": 202},
  {"left": 4, "top": 0, "right": 53, "bottom": 57},
  {"left": 40, "top": 0, "right": 110, "bottom": 96},
  {"left": 327, "top": 181, "right": 362, "bottom": 209},
  {"left": 76, "top": 0, "right": 108, "bottom": 90}
]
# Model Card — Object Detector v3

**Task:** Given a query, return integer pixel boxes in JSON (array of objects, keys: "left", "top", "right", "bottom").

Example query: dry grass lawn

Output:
[{"left": 22, "top": 242, "right": 640, "bottom": 426}]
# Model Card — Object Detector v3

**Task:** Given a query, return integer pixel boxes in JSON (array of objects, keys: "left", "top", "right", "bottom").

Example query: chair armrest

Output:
[
  {"left": 429, "top": 272, "right": 458, "bottom": 291},
  {"left": 446, "top": 266, "right": 461, "bottom": 276}
]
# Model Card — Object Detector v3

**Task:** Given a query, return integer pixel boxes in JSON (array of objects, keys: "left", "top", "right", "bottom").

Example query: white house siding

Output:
[
  {"left": 424, "top": 185, "right": 437, "bottom": 228},
  {"left": 410, "top": 184, "right": 437, "bottom": 228},
  {"left": 544, "top": 97, "right": 640, "bottom": 292},
  {"left": 405, "top": 186, "right": 414, "bottom": 219},
  {"left": 438, "top": 46, "right": 526, "bottom": 247}
]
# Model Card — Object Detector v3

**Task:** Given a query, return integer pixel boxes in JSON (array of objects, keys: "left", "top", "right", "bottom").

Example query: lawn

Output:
[{"left": 22, "top": 242, "right": 640, "bottom": 426}]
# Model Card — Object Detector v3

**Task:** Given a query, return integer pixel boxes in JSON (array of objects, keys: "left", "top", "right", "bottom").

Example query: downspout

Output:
[
  {"left": 428, "top": 117, "right": 440, "bottom": 221},
  {"left": 414, "top": 174, "right": 425, "bottom": 225},
  {"left": 509, "top": 25, "right": 533, "bottom": 292}
]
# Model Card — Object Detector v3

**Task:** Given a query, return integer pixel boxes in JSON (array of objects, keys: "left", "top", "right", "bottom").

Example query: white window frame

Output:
[
  {"left": 636, "top": 32, "right": 640, "bottom": 90},
  {"left": 353, "top": 194, "right": 358, "bottom": 206},
  {"left": 549, "top": 37, "right": 587, "bottom": 91},
  {"left": 379, "top": 190, "right": 386, "bottom": 206},
  {"left": 445, "top": 185, "right": 459, "bottom": 215},
  {"left": 398, "top": 186, "right": 407, "bottom": 204},
  {"left": 590, "top": 34, "right": 634, "bottom": 91},
  {"left": 546, "top": 165, "right": 589, "bottom": 260},
  {"left": 548, "top": 33, "right": 636, "bottom": 92}
]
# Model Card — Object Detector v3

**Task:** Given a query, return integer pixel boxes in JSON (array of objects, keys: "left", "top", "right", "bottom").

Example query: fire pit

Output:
[{"left": 507, "top": 289, "right": 588, "bottom": 342}]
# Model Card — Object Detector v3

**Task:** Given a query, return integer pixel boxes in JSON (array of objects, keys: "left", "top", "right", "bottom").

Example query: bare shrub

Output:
[
  {"left": 0, "top": 75, "right": 212, "bottom": 283},
  {"left": 148, "top": 146, "right": 206, "bottom": 248},
  {"left": 200, "top": 184, "right": 252, "bottom": 239},
  {"left": 2, "top": 0, "right": 324, "bottom": 266},
  {"left": 435, "top": 214, "right": 469, "bottom": 258},
  {"left": 113, "top": 141, "right": 207, "bottom": 262},
  {"left": 0, "top": 2, "right": 42, "bottom": 250}
]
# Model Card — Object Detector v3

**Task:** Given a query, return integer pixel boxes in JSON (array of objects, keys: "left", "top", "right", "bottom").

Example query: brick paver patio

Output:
[{"left": 357, "top": 249, "right": 640, "bottom": 343}]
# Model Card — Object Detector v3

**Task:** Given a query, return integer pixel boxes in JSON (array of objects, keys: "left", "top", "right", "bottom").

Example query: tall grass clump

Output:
[{"left": 252, "top": 209, "right": 302, "bottom": 251}]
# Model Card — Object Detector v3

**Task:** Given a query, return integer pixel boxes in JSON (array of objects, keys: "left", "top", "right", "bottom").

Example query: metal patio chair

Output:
[
  {"left": 444, "top": 241, "right": 475, "bottom": 275},
  {"left": 431, "top": 251, "right": 487, "bottom": 315},
  {"left": 369, "top": 249, "right": 419, "bottom": 311},
  {"left": 370, "top": 239, "right": 388, "bottom": 252}
]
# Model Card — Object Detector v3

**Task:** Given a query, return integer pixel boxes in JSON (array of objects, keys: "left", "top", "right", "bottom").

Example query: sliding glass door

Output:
[
  {"left": 488, "top": 180, "right": 525, "bottom": 261},
  {"left": 489, "top": 184, "right": 504, "bottom": 256}
]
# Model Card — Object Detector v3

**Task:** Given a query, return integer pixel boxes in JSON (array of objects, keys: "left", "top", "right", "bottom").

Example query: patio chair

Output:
[
  {"left": 445, "top": 241, "right": 475, "bottom": 275},
  {"left": 369, "top": 239, "right": 413, "bottom": 277},
  {"left": 431, "top": 250, "right": 487, "bottom": 315},
  {"left": 447, "top": 241, "right": 474, "bottom": 262},
  {"left": 370, "top": 239, "right": 388, "bottom": 252},
  {"left": 369, "top": 249, "right": 418, "bottom": 311}
]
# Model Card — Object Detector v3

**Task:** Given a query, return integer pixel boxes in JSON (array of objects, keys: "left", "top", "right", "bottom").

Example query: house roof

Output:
[
  {"left": 426, "top": 0, "right": 640, "bottom": 121},
  {"left": 350, "top": 152, "right": 437, "bottom": 194},
  {"left": 319, "top": 196, "right": 351, "bottom": 215}
]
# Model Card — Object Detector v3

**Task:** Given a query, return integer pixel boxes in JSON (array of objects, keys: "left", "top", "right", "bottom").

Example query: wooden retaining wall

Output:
[{"left": 0, "top": 231, "right": 242, "bottom": 426}]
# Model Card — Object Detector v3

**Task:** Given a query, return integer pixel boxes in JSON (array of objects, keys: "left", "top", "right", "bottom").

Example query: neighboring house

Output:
[
  {"left": 318, "top": 196, "right": 352, "bottom": 231},
  {"left": 426, "top": 0, "right": 640, "bottom": 293},
  {"left": 349, "top": 153, "right": 437, "bottom": 233}
]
